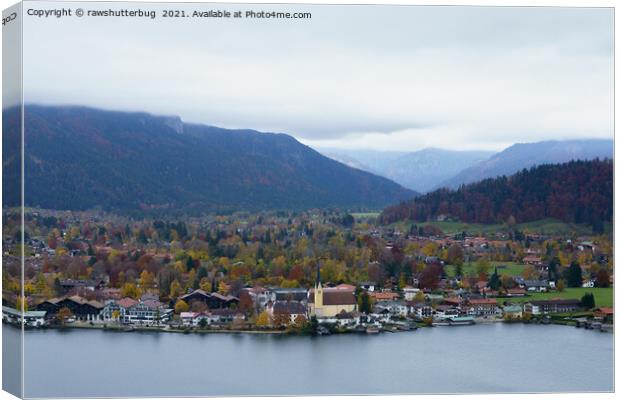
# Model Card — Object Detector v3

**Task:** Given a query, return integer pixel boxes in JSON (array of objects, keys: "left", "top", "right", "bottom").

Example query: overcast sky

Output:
[{"left": 21, "top": 3, "right": 613, "bottom": 151}]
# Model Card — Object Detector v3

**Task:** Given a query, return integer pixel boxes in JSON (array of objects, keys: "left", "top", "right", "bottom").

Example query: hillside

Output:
[
  {"left": 380, "top": 159, "right": 612, "bottom": 229},
  {"left": 438, "top": 139, "right": 613, "bottom": 189},
  {"left": 3, "top": 105, "right": 416, "bottom": 212}
]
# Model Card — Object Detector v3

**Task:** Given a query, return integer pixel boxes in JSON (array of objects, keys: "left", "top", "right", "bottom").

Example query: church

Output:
[{"left": 308, "top": 264, "right": 357, "bottom": 318}]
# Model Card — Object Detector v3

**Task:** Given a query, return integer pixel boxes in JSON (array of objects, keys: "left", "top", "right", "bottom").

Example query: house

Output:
[
  {"left": 522, "top": 280, "right": 548, "bottom": 293},
  {"left": 269, "top": 301, "right": 307, "bottom": 325},
  {"left": 524, "top": 299, "right": 581, "bottom": 315},
  {"left": 179, "top": 289, "right": 239, "bottom": 309},
  {"left": 358, "top": 282, "right": 377, "bottom": 292},
  {"left": 335, "top": 310, "right": 361, "bottom": 327},
  {"left": 180, "top": 311, "right": 202, "bottom": 327},
  {"left": 180, "top": 310, "right": 242, "bottom": 327},
  {"left": 373, "top": 301, "right": 408, "bottom": 318},
  {"left": 502, "top": 304, "right": 523, "bottom": 319},
  {"left": 466, "top": 298, "right": 499, "bottom": 317},
  {"left": 2, "top": 306, "right": 47, "bottom": 327},
  {"left": 333, "top": 283, "right": 356, "bottom": 292},
  {"left": 37, "top": 296, "right": 104, "bottom": 321},
  {"left": 523, "top": 255, "right": 542, "bottom": 265},
  {"left": 243, "top": 286, "right": 275, "bottom": 310},
  {"left": 370, "top": 291, "right": 400, "bottom": 302},
  {"left": 433, "top": 305, "right": 460, "bottom": 320},
  {"left": 593, "top": 307, "right": 613, "bottom": 323},
  {"left": 209, "top": 309, "right": 245, "bottom": 325},
  {"left": 403, "top": 286, "right": 421, "bottom": 301},
  {"left": 58, "top": 279, "right": 105, "bottom": 294},
  {"left": 125, "top": 298, "right": 173, "bottom": 325},
  {"left": 442, "top": 297, "right": 463, "bottom": 308},
  {"left": 272, "top": 288, "right": 308, "bottom": 303},
  {"left": 101, "top": 297, "right": 139, "bottom": 323},
  {"left": 505, "top": 288, "right": 527, "bottom": 297},
  {"left": 406, "top": 301, "right": 433, "bottom": 319}
]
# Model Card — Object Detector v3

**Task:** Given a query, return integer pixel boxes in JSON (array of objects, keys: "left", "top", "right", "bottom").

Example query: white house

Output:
[{"left": 403, "top": 286, "right": 421, "bottom": 301}]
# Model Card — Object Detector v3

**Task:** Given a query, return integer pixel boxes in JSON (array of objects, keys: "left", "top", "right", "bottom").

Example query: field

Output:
[
  {"left": 394, "top": 218, "right": 602, "bottom": 236},
  {"left": 351, "top": 212, "right": 380, "bottom": 219},
  {"left": 445, "top": 261, "right": 528, "bottom": 278},
  {"left": 502, "top": 288, "right": 613, "bottom": 308}
]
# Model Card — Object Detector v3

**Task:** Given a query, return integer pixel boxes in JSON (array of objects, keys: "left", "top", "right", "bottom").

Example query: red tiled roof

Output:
[
  {"left": 468, "top": 298, "right": 497, "bottom": 305},
  {"left": 309, "top": 290, "right": 356, "bottom": 305},
  {"left": 117, "top": 297, "right": 138, "bottom": 309},
  {"left": 370, "top": 292, "right": 400, "bottom": 301}
]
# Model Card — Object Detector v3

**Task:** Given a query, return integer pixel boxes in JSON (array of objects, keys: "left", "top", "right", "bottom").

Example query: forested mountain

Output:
[
  {"left": 380, "top": 159, "right": 612, "bottom": 228},
  {"left": 322, "top": 148, "right": 494, "bottom": 192},
  {"left": 437, "top": 139, "right": 613, "bottom": 189},
  {"left": 3, "top": 105, "right": 416, "bottom": 212}
]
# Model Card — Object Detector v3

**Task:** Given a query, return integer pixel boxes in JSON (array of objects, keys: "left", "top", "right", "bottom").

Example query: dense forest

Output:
[
  {"left": 3, "top": 105, "right": 414, "bottom": 212},
  {"left": 380, "top": 159, "right": 613, "bottom": 229}
]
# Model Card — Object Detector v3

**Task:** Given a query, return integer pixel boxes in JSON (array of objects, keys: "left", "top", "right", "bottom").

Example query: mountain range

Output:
[
  {"left": 437, "top": 139, "right": 614, "bottom": 189},
  {"left": 322, "top": 139, "right": 613, "bottom": 192},
  {"left": 2, "top": 105, "right": 416, "bottom": 212}
]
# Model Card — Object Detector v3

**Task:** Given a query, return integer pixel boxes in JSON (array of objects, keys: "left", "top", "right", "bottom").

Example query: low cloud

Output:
[{"left": 23, "top": 4, "right": 613, "bottom": 151}]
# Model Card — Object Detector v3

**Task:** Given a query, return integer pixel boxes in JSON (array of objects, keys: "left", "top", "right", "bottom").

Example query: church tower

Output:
[{"left": 314, "top": 263, "right": 323, "bottom": 314}]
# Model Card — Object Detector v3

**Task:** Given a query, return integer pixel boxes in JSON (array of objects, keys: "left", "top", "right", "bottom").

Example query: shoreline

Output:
[{"left": 5, "top": 319, "right": 612, "bottom": 335}]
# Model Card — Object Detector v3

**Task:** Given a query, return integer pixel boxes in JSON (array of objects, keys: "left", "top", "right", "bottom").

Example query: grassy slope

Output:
[
  {"left": 498, "top": 288, "right": 613, "bottom": 308},
  {"left": 392, "top": 218, "right": 604, "bottom": 236},
  {"left": 445, "top": 261, "right": 527, "bottom": 278}
]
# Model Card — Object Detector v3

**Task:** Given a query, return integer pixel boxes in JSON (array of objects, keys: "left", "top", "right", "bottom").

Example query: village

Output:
[{"left": 1, "top": 209, "right": 614, "bottom": 334}]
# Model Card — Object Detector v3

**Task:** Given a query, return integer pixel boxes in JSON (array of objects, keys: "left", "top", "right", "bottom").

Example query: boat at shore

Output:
[{"left": 434, "top": 316, "right": 475, "bottom": 326}]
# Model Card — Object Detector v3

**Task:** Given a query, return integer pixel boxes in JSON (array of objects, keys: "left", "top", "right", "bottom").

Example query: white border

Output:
[{"left": 0, "top": 1, "right": 616, "bottom": 400}]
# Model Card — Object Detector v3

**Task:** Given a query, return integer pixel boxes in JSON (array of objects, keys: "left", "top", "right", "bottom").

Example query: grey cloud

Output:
[{"left": 19, "top": 2, "right": 613, "bottom": 151}]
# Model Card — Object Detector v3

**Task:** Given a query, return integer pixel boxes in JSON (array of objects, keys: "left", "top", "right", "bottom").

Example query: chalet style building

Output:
[
  {"left": 179, "top": 289, "right": 239, "bottom": 309},
  {"left": 36, "top": 296, "right": 104, "bottom": 321},
  {"left": 124, "top": 298, "right": 172, "bottom": 325},
  {"left": 269, "top": 300, "right": 307, "bottom": 325},
  {"left": 101, "top": 297, "right": 139, "bottom": 322},
  {"left": 466, "top": 298, "right": 499, "bottom": 317},
  {"left": 58, "top": 279, "right": 106, "bottom": 294},
  {"left": 524, "top": 299, "right": 581, "bottom": 315}
]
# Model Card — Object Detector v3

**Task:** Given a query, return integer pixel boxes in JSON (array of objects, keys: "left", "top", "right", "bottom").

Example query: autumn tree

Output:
[
  {"left": 475, "top": 258, "right": 490, "bottom": 281},
  {"left": 522, "top": 265, "right": 536, "bottom": 280},
  {"left": 57, "top": 307, "right": 73, "bottom": 324},
  {"left": 169, "top": 279, "right": 183, "bottom": 299},
  {"left": 256, "top": 310, "right": 271, "bottom": 328},
  {"left": 111, "top": 310, "right": 121, "bottom": 323},
  {"left": 120, "top": 283, "right": 142, "bottom": 299},
  {"left": 446, "top": 244, "right": 464, "bottom": 266},
  {"left": 139, "top": 270, "right": 155, "bottom": 291},
  {"left": 15, "top": 296, "right": 28, "bottom": 312},
  {"left": 175, "top": 299, "right": 189, "bottom": 314},
  {"left": 556, "top": 279, "right": 566, "bottom": 292},
  {"left": 419, "top": 264, "right": 442, "bottom": 290},
  {"left": 596, "top": 269, "right": 610, "bottom": 288}
]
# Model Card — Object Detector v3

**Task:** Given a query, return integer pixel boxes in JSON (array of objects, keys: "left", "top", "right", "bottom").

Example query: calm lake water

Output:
[{"left": 3, "top": 323, "right": 614, "bottom": 398}]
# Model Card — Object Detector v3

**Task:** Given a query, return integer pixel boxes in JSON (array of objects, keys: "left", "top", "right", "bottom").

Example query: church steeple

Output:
[{"left": 315, "top": 263, "right": 323, "bottom": 310}]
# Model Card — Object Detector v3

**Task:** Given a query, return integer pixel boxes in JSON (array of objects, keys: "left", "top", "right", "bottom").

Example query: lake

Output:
[{"left": 3, "top": 323, "right": 614, "bottom": 398}]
